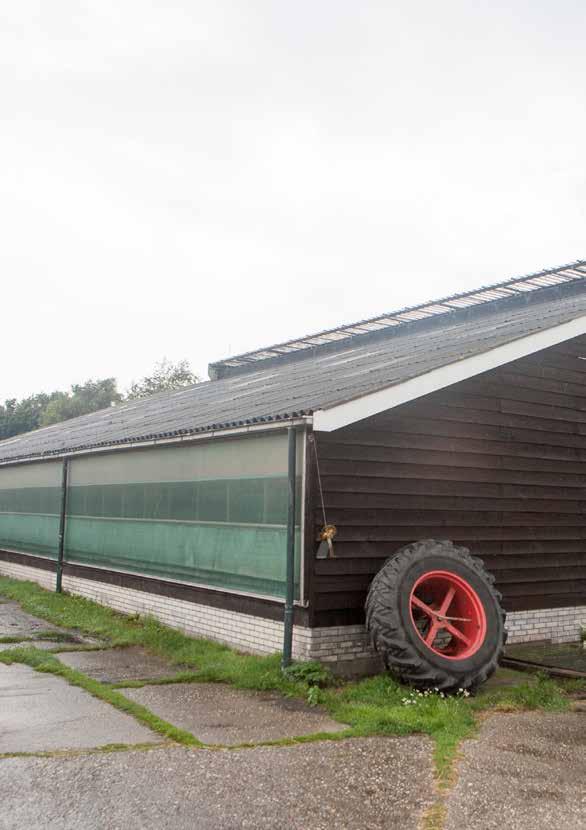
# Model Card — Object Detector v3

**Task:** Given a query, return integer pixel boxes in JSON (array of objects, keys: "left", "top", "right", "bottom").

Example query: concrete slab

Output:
[
  {"left": 125, "top": 682, "right": 346, "bottom": 744},
  {"left": 445, "top": 712, "right": 586, "bottom": 830},
  {"left": 0, "top": 737, "right": 434, "bottom": 829},
  {"left": 58, "top": 646, "right": 182, "bottom": 683},
  {"left": 0, "top": 601, "right": 102, "bottom": 646},
  {"left": 0, "top": 663, "right": 158, "bottom": 753},
  {"left": 0, "top": 602, "right": 62, "bottom": 639}
]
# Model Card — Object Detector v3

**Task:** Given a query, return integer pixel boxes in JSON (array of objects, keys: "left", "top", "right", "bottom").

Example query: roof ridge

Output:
[{"left": 209, "top": 260, "right": 586, "bottom": 376}]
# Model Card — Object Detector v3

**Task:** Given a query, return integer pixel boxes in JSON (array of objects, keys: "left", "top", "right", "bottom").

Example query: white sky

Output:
[{"left": 2, "top": 1, "right": 585, "bottom": 400}]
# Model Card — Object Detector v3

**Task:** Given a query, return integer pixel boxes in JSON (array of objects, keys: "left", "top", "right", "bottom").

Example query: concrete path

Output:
[
  {"left": 0, "top": 601, "right": 100, "bottom": 646},
  {"left": 2, "top": 598, "right": 585, "bottom": 830},
  {"left": 0, "top": 738, "right": 434, "bottom": 830},
  {"left": 58, "top": 646, "right": 184, "bottom": 683},
  {"left": 0, "top": 601, "right": 64, "bottom": 640},
  {"left": 445, "top": 711, "right": 586, "bottom": 830},
  {"left": 0, "top": 663, "right": 158, "bottom": 753},
  {"left": 125, "top": 682, "right": 345, "bottom": 744}
]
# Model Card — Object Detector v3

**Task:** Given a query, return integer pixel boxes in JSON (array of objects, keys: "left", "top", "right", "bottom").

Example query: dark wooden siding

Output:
[{"left": 308, "top": 335, "right": 586, "bottom": 626}]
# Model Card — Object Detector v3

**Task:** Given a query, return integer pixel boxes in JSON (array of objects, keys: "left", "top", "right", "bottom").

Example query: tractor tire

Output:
[{"left": 365, "top": 539, "right": 506, "bottom": 692}]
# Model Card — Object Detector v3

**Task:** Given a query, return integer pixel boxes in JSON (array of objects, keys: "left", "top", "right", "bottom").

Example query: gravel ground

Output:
[
  {"left": 124, "top": 681, "right": 345, "bottom": 744},
  {"left": 445, "top": 711, "right": 586, "bottom": 830},
  {"left": 0, "top": 738, "right": 434, "bottom": 830}
]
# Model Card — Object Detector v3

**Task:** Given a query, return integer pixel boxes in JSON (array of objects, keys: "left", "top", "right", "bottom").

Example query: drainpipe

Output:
[
  {"left": 55, "top": 458, "right": 69, "bottom": 593},
  {"left": 281, "top": 426, "right": 297, "bottom": 670}
]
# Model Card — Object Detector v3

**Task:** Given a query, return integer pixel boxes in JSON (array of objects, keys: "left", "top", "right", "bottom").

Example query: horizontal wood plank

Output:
[{"left": 310, "top": 338, "right": 586, "bottom": 621}]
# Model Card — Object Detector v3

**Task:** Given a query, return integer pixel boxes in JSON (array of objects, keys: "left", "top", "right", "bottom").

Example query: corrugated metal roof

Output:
[
  {"left": 1, "top": 260, "right": 586, "bottom": 463},
  {"left": 209, "top": 260, "right": 586, "bottom": 373}
]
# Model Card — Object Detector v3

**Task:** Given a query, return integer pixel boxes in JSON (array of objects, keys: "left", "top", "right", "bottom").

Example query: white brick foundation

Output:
[
  {"left": 1, "top": 557, "right": 584, "bottom": 671},
  {"left": 0, "top": 559, "right": 57, "bottom": 592},
  {"left": 505, "top": 605, "right": 586, "bottom": 645}
]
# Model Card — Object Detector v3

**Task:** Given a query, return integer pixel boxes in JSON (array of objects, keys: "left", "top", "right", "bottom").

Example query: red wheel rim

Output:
[{"left": 409, "top": 570, "right": 487, "bottom": 660}]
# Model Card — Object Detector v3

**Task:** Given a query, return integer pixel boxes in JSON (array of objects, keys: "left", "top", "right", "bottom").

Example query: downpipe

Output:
[
  {"left": 55, "top": 458, "right": 69, "bottom": 593},
  {"left": 281, "top": 426, "right": 296, "bottom": 670}
]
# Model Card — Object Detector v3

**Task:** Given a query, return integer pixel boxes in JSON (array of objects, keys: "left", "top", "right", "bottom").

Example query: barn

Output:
[{"left": 2, "top": 260, "right": 586, "bottom": 681}]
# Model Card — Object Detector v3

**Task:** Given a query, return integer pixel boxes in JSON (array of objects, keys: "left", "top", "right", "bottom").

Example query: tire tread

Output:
[{"left": 365, "top": 539, "right": 507, "bottom": 691}]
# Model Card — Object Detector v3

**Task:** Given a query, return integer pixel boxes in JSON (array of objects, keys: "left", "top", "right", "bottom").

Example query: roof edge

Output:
[
  {"left": 0, "top": 417, "right": 312, "bottom": 468},
  {"left": 313, "top": 311, "right": 586, "bottom": 431}
]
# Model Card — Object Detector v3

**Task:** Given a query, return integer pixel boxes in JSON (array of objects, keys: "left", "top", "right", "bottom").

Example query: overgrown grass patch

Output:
[
  {"left": 0, "top": 578, "right": 143, "bottom": 645},
  {"left": 0, "top": 577, "right": 306, "bottom": 695},
  {"left": 472, "top": 673, "right": 569, "bottom": 713}
]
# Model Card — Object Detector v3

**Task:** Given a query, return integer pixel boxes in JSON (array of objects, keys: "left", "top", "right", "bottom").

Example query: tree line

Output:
[{"left": 0, "top": 359, "right": 199, "bottom": 441}]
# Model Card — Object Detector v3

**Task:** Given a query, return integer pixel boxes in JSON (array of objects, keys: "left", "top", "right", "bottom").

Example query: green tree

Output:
[
  {"left": 40, "top": 378, "right": 122, "bottom": 427},
  {"left": 126, "top": 359, "right": 199, "bottom": 400},
  {"left": 0, "top": 392, "right": 63, "bottom": 439},
  {"left": 0, "top": 359, "right": 199, "bottom": 440}
]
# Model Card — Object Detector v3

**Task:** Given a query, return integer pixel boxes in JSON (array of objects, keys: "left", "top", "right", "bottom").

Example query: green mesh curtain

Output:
[
  {"left": 65, "top": 433, "right": 302, "bottom": 598},
  {"left": 0, "top": 461, "right": 62, "bottom": 557}
]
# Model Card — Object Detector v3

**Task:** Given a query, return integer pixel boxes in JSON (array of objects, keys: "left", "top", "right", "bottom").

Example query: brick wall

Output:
[
  {"left": 0, "top": 558, "right": 583, "bottom": 674},
  {"left": 505, "top": 605, "right": 586, "bottom": 645},
  {"left": 0, "top": 558, "right": 56, "bottom": 592}
]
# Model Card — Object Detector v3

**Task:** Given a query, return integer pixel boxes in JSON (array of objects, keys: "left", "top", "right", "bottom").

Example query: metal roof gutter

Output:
[{"left": 0, "top": 416, "right": 313, "bottom": 468}]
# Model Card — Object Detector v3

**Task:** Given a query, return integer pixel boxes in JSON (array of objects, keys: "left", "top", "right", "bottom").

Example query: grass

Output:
[
  {"left": 110, "top": 672, "right": 202, "bottom": 689},
  {"left": 421, "top": 802, "right": 448, "bottom": 830},
  {"left": 0, "top": 742, "right": 170, "bottom": 760},
  {"left": 471, "top": 672, "right": 568, "bottom": 713},
  {"left": 558, "top": 677, "right": 586, "bottom": 696},
  {"left": 316, "top": 674, "right": 478, "bottom": 785},
  {"left": 0, "top": 575, "right": 574, "bottom": 786},
  {"left": 0, "top": 629, "right": 83, "bottom": 645},
  {"left": 35, "top": 629, "right": 81, "bottom": 642},
  {"left": 0, "top": 577, "right": 309, "bottom": 697}
]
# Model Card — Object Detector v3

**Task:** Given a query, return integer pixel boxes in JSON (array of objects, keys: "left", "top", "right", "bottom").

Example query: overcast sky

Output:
[{"left": 2, "top": 1, "right": 585, "bottom": 400}]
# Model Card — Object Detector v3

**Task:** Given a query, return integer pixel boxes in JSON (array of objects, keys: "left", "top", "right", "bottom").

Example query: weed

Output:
[
  {"left": 283, "top": 660, "right": 334, "bottom": 688},
  {"left": 306, "top": 686, "right": 322, "bottom": 707},
  {"left": 421, "top": 801, "right": 447, "bottom": 830},
  {"left": 0, "top": 742, "right": 169, "bottom": 760}
]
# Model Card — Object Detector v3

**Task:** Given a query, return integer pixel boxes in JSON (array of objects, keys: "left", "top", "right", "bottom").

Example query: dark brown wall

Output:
[{"left": 308, "top": 335, "right": 586, "bottom": 626}]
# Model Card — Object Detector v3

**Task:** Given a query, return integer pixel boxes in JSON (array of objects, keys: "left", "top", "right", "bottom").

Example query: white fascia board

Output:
[{"left": 312, "top": 313, "right": 586, "bottom": 432}]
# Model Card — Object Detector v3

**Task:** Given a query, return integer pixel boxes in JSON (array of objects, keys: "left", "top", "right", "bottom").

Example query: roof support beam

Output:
[{"left": 313, "top": 312, "right": 586, "bottom": 432}]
